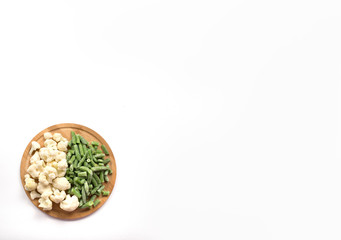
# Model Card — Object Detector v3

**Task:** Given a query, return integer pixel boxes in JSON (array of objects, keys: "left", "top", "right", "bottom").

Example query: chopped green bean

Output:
[
  {"left": 71, "top": 131, "right": 76, "bottom": 145},
  {"left": 100, "top": 171, "right": 104, "bottom": 183},
  {"left": 101, "top": 145, "right": 109, "bottom": 155},
  {"left": 89, "top": 195, "right": 96, "bottom": 202},
  {"left": 79, "top": 199, "right": 83, "bottom": 207},
  {"left": 93, "top": 172, "right": 101, "bottom": 184},
  {"left": 90, "top": 184, "right": 102, "bottom": 195},
  {"left": 97, "top": 185, "right": 105, "bottom": 194},
  {"left": 84, "top": 181, "right": 90, "bottom": 196},
  {"left": 73, "top": 144, "right": 81, "bottom": 160},
  {"left": 80, "top": 200, "right": 93, "bottom": 208},
  {"left": 76, "top": 134, "right": 80, "bottom": 144},
  {"left": 94, "top": 153, "right": 105, "bottom": 159},
  {"left": 78, "top": 143, "right": 84, "bottom": 156},
  {"left": 91, "top": 166, "right": 110, "bottom": 172},
  {"left": 77, "top": 171, "right": 87, "bottom": 177},
  {"left": 89, "top": 144, "right": 96, "bottom": 154},
  {"left": 93, "top": 199, "right": 100, "bottom": 207},
  {"left": 104, "top": 175, "right": 109, "bottom": 182},
  {"left": 79, "top": 135, "right": 88, "bottom": 145},
  {"left": 102, "top": 190, "right": 110, "bottom": 196},
  {"left": 91, "top": 176, "right": 99, "bottom": 187},
  {"left": 79, "top": 166, "right": 93, "bottom": 176},
  {"left": 81, "top": 186, "right": 86, "bottom": 203},
  {"left": 103, "top": 158, "right": 110, "bottom": 164},
  {"left": 91, "top": 141, "right": 99, "bottom": 146},
  {"left": 71, "top": 187, "right": 81, "bottom": 198},
  {"left": 77, "top": 151, "right": 88, "bottom": 168}
]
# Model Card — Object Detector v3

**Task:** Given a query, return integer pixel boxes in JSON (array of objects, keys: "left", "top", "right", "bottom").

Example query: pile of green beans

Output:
[{"left": 66, "top": 131, "right": 112, "bottom": 209}]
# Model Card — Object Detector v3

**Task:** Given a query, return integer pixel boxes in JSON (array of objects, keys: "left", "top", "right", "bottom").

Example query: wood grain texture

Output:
[{"left": 20, "top": 123, "right": 117, "bottom": 220}]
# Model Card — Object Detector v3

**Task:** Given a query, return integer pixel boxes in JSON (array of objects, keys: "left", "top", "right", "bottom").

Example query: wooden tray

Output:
[{"left": 20, "top": 123, "right": 117, "bottom": 220}]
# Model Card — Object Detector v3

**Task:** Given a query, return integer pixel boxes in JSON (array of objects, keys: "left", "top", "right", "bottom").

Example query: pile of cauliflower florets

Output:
[{"left": 24, "top": 132, "right": 79, "bottom": 212}]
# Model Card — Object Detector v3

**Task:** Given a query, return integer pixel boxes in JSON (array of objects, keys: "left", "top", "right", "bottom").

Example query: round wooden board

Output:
[{"left": 20, "top": 123, "right": 117, "bottom": 220}]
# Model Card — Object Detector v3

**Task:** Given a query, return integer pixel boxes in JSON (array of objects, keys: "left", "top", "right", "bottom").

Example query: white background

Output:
[{"left": 0, "top": 0, "right": 340, "bottom": 239}]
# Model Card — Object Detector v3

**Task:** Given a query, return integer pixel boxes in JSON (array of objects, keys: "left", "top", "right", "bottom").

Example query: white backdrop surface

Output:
[{"left": 0, "top": 1, "right": 341, "bottom": 239}]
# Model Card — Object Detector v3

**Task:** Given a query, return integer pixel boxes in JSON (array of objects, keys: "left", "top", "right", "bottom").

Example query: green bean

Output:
[
  {"left": 67, "top": 151, "right": 72, "bottom": 160},
  {"left": 68, "top": 155, "right": 75, "bottom": 165},
  {"left": 91, "top": 176, "right": 99, "bottom": 187},
  {"left": 68, "top": 141, "right": 72, "bottom": 148},
  {"left": 77, "top": 171, "right": 87, "bottom": 177},
  {"left": 91, "top": 141, "right": 99, "bottom": 146},
  {"left": 77, "top": 151, "right": 88, "bottom": 168},
  {"left": 93, "top": 199, "right": 100, "bottom": 207},
  {"left": 94, "top": 153, "right": 105, "bottom": 159},
  {"left": 70, "top": 164, "right": 74, "bottom": 172},
  {"left": 100, "top": 171, "right": 104, "bottom": 183},
  {"left": 71, "top": 131, "right": 76, "bottom": 144},
  {"left": 84, "top": 181, "right": 90, "bottom": 196},
  {"left": 97, "top": 185, "right": 104, "bottom": 194},
  {"left": 71, "top": 187, "right": 81, "bottom": 198},
  {"left": 87, "top": 171, "right": 92, "bottom": 185},
  {"left": 78, "top": 143, "right": 84, "bottom": 156},
  {"left": 104, "top": 175, "right": 109, "bottom": 182},
  {"left": 76, "top": 134, "right": 81, "bottom": 144},
  {"left": 79, "top": 199, "right": 83, "bottom": 207},
  {"left": 81, "top": 186, "right": 86, "bottom": 203},
  {"left": 98, "top": 163, "right": 104, "bottom": 166},
  {"left": 80, "top": 200, "right": 93, "bottom": 208},
  {"left": 90, "top": 184, "right": 102, "bottom": 195},
  {"left": 102, "top": 190, "right": 110, "bottom": 196},
  {"left": 79, "top": 135, "right": 88, "bottom": 145},
  {"left": 95, "top": 149, "right": 102, "bottom": 154},
  {"left": 89, "top": 144, "right": 96, "bottom": 154},
  {"left": 69, "top": 150, "right": 75, "bottom": 155},
  {"left": 89, "top": 195, "right": 96, "bottom": 202},
  {"left": 73, "top": 144, "right": 81, "bottom": 160},
  {"left": 91, "top": 166, "right": 110, "bottom": 172},
  {"left": 106, "top": 164, "right": 112, "bottom": 174},
  {"left": 103, "top": 158, "right": 110, "bottom": 164},
  {"left": 82, "top": 144, "right": 88, "bottom": 155},
  {"left": 104, "top": 170, "right": 109, "bottom": 175},
  {"left": 93, "top": 172, "right": 101, "bottom": 184},
  {"left": 84, "top": 162, "right": 89, "bottom": 167},
  {"left": 101, "top": 145, "right": 109, "bottom": 155},
  {"left": 79, "top": 166, "right": 93, "bottom": 176}
]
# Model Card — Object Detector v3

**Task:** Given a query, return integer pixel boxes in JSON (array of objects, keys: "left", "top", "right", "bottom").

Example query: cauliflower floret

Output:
[
  {"left": 57, "top": 169, "right": 67, "bottom": 177},
  {"left": 55, "top": 151, "right": 66, "bottom": 162},
  {"left": 24, "top": 174, "right": 37, "bottom": 191},
  {"left": 57, "top": 158, "right": 68, "bottom": 171},
  {"left": 38, "top": 196, "right": 52, "bottom": 211},
  {"left": 38, "top": 172, "right": 49, "bottom": 185},
  {"left": 61, "top": 137, "right": 67, "bottom": 142},
  {"left": 50, "top": 189, "right": 66, "bottom": 203},
  {"left": 39, "top": 147, "right": 57, "bottom": 162},
  {"left": 57, "top": 141, "right": 68, "bottom": 152},
  {"left": 44, "top": 139, "right": 57, "bottom": 150},
  {"left": 47, "top": 160, "right": 58, "bottom": 170},
  {"left": 60, "top": 194, "right": 79, "bottom": 212},
  {"left": 30, "top": 190, "right": 41, "bottom": 200},
  {"left": 29, "top": 141, "right": 40, "bottom": 155},
  {"left": 37, "top": 182, "right": 52, "bottom": 196},
  {"left": 43, "top": 166, "right": 58, "bottom": 183},
  {"left": 30, "top": 151, "right": 40, "bottom": 164},
  {"left": 53, "top": 133, "right": 62, "bottom": 142},
  {"left": 52, "top": 177, "right": 71, "bottom": 191},
  {"left": 27, "top": 160, "right": 45, "bottom": 178},
  {"left": 44, "top": 132, "right": 52, "bottom": 139}
]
